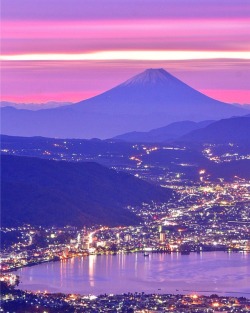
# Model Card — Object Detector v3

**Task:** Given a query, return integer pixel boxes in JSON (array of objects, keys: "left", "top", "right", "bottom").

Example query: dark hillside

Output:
[{"left": 1, "top": 155, "right": 173, "bottom": 227}]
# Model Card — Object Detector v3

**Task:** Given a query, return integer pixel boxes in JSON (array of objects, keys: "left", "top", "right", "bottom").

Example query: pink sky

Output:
[{"left": 1, "top": 0, "right": 250, "bottom": 104}]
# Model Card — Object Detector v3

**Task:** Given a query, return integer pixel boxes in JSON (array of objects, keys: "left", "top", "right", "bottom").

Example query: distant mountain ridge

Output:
[
  {"left": 1, "top": 155, "right": 173, "bottom": 227},
  {"left": 0, "top": 101, "right": 72, "bottom": 110},
  {"left": 179, "top": 116, "right": 250, "bottom": 144},
  {"left": 1, "top": 68, "right": 247, "bottom": 139},
  {"left": 114, "top": 120, "right": 214, "bottom": 143}
]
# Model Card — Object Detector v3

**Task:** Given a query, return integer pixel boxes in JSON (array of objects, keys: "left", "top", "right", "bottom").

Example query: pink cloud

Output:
[
  {"left": 2, "top": 19, "right": 249, "bottom": 38},
  {"left": 2, "top": 19, "right": 249, "bottom": 55}
]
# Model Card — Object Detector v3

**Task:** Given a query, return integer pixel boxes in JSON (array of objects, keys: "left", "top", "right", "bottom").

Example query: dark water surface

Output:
[{"left": 15, "top": 252, "right": 250, "bottom": 297}]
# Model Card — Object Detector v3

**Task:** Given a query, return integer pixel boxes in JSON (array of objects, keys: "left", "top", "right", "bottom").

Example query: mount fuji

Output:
[{"left": 1, "top": 68, "right": 247, "bottom": 139}]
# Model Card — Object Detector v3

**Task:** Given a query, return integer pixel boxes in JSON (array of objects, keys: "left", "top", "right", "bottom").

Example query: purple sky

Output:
[{"left": 1, "top": 0, "right": 250, "bottom": 104}]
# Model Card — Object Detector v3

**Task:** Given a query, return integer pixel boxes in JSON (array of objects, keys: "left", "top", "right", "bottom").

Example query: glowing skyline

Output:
[{"left": 1, "top": 0, "right": 250, "bottom": 104}]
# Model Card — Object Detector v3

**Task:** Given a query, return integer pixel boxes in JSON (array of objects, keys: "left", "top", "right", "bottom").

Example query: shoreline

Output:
[
  {"left": 13, "top": 288, "right": 250, "bottom": 298},
  {"left": 3, "top": 248, "right": 249, "bottom": 274},
  {"left": 2, "top": 287, "right": 250, "bottom": 312}
]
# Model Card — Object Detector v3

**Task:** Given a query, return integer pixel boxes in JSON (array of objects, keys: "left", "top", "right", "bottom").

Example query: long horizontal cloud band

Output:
[{"left": 2, "top": 51, "right": 249, "bottom": 61}]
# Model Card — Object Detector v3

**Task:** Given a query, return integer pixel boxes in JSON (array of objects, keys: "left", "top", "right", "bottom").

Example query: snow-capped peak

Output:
[{"left": 122, "top": 68, "right": 177, "bottom": 86}]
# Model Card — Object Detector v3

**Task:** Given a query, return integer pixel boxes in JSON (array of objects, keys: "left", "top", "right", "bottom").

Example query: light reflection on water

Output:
[{"left": 16, "top": 252, "right": 250, "bottom": 297}]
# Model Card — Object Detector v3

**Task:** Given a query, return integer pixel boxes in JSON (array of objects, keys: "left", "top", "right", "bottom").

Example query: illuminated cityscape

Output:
[
  {"left": 1, "top": 1, "right": 250, "bottom": 311},
  {"left": 1, "top": 135, "right": 250, "bottom": 312}
]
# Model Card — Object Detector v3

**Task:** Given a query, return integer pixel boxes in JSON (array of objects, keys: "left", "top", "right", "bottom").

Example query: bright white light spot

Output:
[{"left": 1, "top": 50, "right": 249, "bottom": 61}]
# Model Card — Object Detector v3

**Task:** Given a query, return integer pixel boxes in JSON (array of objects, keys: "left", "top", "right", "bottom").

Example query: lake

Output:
[{"left": 15, "top": 252, "right": 250, "bottom": 297}]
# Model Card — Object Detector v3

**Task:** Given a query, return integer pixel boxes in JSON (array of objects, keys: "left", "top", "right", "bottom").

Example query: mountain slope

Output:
[
  {"left": 1, "top": 155, "right": 173, "bottom": 227},
  {"left": 114, "top": 120, "right": 214, "bottom": 143},
  {"left": 1, "top": 69, "right": 246, "bottom": 139},
  {"left": 179, "top": 116, "right": 250, "bottom": 144}
]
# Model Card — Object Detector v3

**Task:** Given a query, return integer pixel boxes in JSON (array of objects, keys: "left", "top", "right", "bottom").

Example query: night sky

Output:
[{"left": 1, "top": 0, "right": 249, "bottom": 104}]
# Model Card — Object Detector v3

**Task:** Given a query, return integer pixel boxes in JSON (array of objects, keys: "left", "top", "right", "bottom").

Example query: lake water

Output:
[{"left": 15, "top": 252, "right": 250, "bottom": 297}]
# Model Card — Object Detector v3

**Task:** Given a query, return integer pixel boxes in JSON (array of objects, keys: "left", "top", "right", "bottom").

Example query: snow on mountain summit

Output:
[{"left": 122, "top": 68, "right": 179, "bottom": 86}]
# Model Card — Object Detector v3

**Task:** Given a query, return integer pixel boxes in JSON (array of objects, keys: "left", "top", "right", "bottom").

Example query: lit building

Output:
[{"left": 159, "top": 232, "right": 166, "bottom": 242}]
